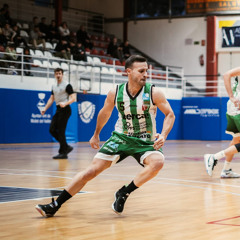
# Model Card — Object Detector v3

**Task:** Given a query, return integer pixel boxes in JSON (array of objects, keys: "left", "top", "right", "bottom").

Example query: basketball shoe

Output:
[
  {"left": 204, "top": 154, "right": 218, "bottom": 176},
  {"left": 35, "top": 197, "right": 59, "bottom": 217},
  {"left": 112, "top": 186, "right": 129, "bottom": 214},
  {"left": 221, "top": 169, "right": 240, "bottom": 178}
]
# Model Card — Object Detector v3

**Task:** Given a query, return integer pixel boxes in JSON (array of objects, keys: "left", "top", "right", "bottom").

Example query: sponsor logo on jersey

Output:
[{"left": 123, "top": 113, "right": 150, "bottom": 120}]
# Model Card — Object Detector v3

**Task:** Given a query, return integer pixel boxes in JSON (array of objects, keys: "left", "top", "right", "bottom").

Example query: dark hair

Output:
[
  {"left": 125, "top": 55, "right": 147, "bottom": 69},
  {"left": 54, "top": 68, "right": 64, "bottom": 74}
]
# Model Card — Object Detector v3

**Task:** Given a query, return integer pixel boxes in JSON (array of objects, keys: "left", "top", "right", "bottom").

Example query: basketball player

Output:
[
  {"left": 36, "top": 55, "right": 175, "bottom": 217},
  {"left": 204, "top": 67, "right": 240, "bottom": 177},
  {"left": 41, "top": 68, "right": 76, "bottom": 159}
]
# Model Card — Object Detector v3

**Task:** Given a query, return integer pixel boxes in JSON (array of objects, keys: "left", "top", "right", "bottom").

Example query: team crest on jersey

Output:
[{"left": 142, "top": 93, "right": 150, "bottom": 111}]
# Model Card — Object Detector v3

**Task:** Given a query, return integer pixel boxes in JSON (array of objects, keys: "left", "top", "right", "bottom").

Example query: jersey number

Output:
[{"left": 119, "top": 102, "right": 125, "bottom": 111}]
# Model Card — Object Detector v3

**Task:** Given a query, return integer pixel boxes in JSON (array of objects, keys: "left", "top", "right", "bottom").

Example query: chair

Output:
[
  {"left": 29, "top": 49, "right": 35, "bottom": 56},
  {"left": 87, "top": 56, "right": 93, "bottom": 63},
  {"left": 115, "top": 60, "right": 122, "bottom": 66},
  {"left": 42, "top": 60, "right": 52, "bottom": 68},
  {"left": 70, "top": 64, "right": 77, "bottom": 71},
  {"left": 20, "top": 30, "right": 29, "bottom": 38},
  {"left": 16, "top": 47, "right": 23, "bottom": 54},
  {"left": 107, "top": 59, "right": 113, "bottom": 65},
  {"left": 61, "top": 62, "right": 69, "bottom": 71},
  {"left": 101, "top": 67, "right": 109, "bottom": 74},
  {"left": 22, "top": 23, "right": 29, "bottom": 30},
  {"left": 35, "top": 50, "right": 44, "bottom": 57},
  {"left": 101, "top": 58, "right": 107, "bottom": 64},
  {"left": 51, "top": 61, "right": 61, "bottom": 69},
  {"left": 16, "top": 22, "right": 22, "bottom": 28},
  {"left": 33, "top": 59, "right": 43, "bottom": 67},
  {"left": 91, "top": 49, "right": 98, "bottom": 55},
  {"left": 93, "top": 57, "right": 101, "bottom": 64},
  {"left": 99, "top": 50, "right": 105, "bottom": 56},
  {"left": 44, "top": 51, "right": 53, "bottom": 59},
  {"left": 45, "top": 42, "right": 53, "bottom": 49}
]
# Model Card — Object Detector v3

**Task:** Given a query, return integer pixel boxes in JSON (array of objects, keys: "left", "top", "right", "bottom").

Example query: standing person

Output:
[
  {"left": 204, "top": 67, "right": 240, "bottom": 178},
  {"left": 41, "top": 68, "right": 76, "bottom": 159},
  {"left": 35, "top": 55, "right": 175, "bottom": 217}
]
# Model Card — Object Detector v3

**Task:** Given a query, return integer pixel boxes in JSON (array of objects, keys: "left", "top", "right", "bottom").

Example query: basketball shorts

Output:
[
  {"left": 226, "top": 113, "right": 240, "bottom": 137},
  {"left": 94, "top": 131, "right": 164, "bottom": 166}
]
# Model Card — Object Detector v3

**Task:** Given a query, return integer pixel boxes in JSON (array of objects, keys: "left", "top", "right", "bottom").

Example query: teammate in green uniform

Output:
[
  {"left": 204, "top": 67, "right": 240, "bottom": 178},
  {"left": 35, "top": 55, "right": 175, "bottom": 217}
]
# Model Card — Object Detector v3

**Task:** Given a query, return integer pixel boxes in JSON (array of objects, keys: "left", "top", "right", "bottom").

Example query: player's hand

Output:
[
  {"left": 41, "top": 110, "right": 46, "bottom": 115},
  {"left": 89, "top": 135, "right": 100, "bottom": 149},
  {"left": 153, "top": 133, "right": 165, "bottom": 150},
  {"left": 59, "top": 102, "right": 67, "bottom": 108},
  {"left": 230, "top": 97, "right": 240, "bottom": 109}
]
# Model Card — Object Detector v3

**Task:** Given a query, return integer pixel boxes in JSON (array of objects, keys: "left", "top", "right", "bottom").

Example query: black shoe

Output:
[
  {"left": 112, "top": 186, "right": 129, "bottom": 214},
  {"left": 35, "top": 197, "right": 60, "bottom": 217},
  {"left": 67, "top": 145, "right": 73, "bottom": 154},
  {"left": 53, "top": 153, "right": 68, "bottom": 159}
]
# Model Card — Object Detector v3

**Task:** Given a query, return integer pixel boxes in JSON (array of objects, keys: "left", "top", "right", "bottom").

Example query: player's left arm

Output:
[{"left": 152, "top": 87, "right": 175, "bottom": 150}]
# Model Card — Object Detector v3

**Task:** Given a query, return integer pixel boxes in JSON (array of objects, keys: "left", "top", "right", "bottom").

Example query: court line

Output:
[
  {"left": 1, "top": 170, "right": 240, "bottom": 197},
  {"left": 1, "top": 168, "right": 240, "bottom": 188}
]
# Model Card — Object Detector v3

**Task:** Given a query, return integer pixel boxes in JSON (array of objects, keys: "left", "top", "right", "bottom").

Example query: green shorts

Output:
[
  {"left": 226, "top": 113, "right": 240, "bottom": 137},
  {"left": 94, "top": 131, "right": 164, "bottom": 166}
]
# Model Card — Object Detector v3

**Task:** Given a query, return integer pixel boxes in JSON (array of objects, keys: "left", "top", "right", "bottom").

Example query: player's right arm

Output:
[
  {"left": 223, "top": 67, "right": 240, "bottom": 107},
  {"left": 89, "top": 88, "right": 116, "bottom": 149},
  {"left": 41, "top": 94, "right": 54, "bottom": 115}
]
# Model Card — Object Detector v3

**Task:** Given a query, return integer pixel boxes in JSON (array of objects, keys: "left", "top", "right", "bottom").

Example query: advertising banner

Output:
[
  {"left": 222, "top": 26, "right": 240, "bottom": 47},
  {"left": 187, "top": 0, "right": 240, "bottom": 14}
]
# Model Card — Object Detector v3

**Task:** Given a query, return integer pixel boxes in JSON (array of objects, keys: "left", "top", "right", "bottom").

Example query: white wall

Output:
[{"left": 127, "top": 18, "right": 207, "bottom": 76}]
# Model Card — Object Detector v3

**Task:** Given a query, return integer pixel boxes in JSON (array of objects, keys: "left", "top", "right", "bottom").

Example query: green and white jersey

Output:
[
  {"left": 115, "top": 82, "right": 157, "bottom": 141},
  {"left": 227, "top": 77, "right": 240, "bottom": 116}
]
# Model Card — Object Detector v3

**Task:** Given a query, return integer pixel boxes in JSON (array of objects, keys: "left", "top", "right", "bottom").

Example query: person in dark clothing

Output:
[
  {"left": 22, "top": 48, "right": 33, "bottom": 76},
  {"left": 76, "top": 25, "right": 93, "bottom": 50},
  {"left": 47, "top": 20, "right": 59, "bottom": 43},
  {"left": 107, "top": 37, "right": 123, "bottom": 61},
  {"left": 12, "top": 25, "right": 28, "bottom": 47},
  {"left": 70, "top": 41, "right": 87, "bottom": 62},
  {"left": 38, "top": 17, "right": 48, "bottom": 40},
  {"left": 54, "top": 39, "right": 71, "bottom": 60},
  {"left": 121, "top": 40, "right": 131, "bottom": 60},
  {"left": 40, "top": 68, "right": 76, "bottom": 159}
]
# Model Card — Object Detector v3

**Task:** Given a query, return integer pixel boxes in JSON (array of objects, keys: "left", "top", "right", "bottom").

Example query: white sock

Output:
[
  {"left": 214, "top": 151, "right": 225, "bottom": 160},
  {"left": 223, "top": 161, "right": 231, "bottom": 171}
]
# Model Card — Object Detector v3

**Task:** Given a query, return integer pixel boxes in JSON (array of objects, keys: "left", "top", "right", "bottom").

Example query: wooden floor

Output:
[{"left": 1, "top": 140, "right": 240, "bottom": 240}]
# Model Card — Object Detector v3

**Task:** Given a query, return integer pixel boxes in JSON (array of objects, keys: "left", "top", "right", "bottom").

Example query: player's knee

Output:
[{"left": 150, "top": 157, "right": 164, "bottom": 172}]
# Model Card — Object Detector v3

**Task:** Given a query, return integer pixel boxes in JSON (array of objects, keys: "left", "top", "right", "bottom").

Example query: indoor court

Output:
[{"left": 1, "top": 140, "right": 240, "bottom": 240}]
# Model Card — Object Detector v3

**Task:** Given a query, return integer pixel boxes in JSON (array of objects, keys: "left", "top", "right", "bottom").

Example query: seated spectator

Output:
[
  {"left": 54, "top": 39, "right": 70, "bottom": 60},
  {"left": 29, "top": 16, "right": 39, "bottom": 31},
  {"left": 12, "top": 25, "right": 28, "bottom": 47},
  {"left": 4, "top": 43, "right": 18, "bottom": 73},
  {"left": 58, "top": 22, "right": 70, "bottom": 41},
  {"left": 107, "top": 37, "right": 123, "bottom": 61},
  {"left": 0, "top": 27, "right": 7, "bottom": 47},
  {"left": 30, "top": 25, "right": 46, "bottom": 49},
  {"left": 76, "top": 25, "right": 93, "bottom": 50},
  {"left": 2, "top": 23, "right": 14, "bottom": 42},
  {"left": 38, "top": 17, "right": 48, "bottom": 40},
  {"left": 18, "top": 47, "right": 33, "bottom": 76},
  {"left": 70, "top": 41, "right": 86, "bottom": 62},
  {"left": 121, "top": 40, "right": 131, "bottom": 60},
  {"left": 47, "top": 20, "right": 59, "bottom": 43}
]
